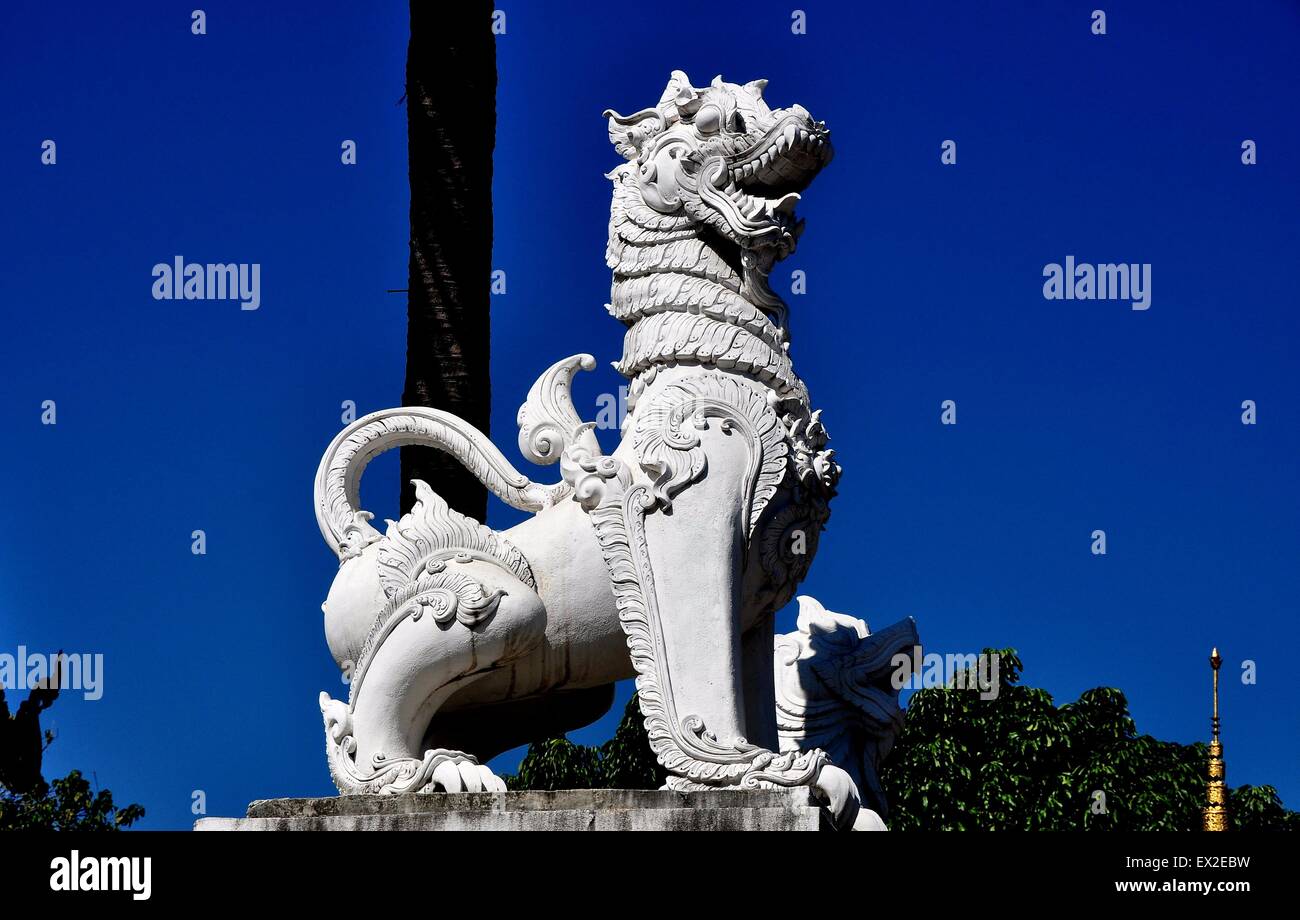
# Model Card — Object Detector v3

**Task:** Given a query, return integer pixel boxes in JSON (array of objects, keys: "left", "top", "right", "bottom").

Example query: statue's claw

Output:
[
  {"left": 812, "top": 763, "right": 862, "bottom": 831},
  {"left": 479, "top": 767, "right": 508, "bottom": 793},
  {"left": 429, "top": 758, "right": 506, "bottom": 794},
  {"left": 432, "top": 760, "right": 464, "bottom": 792},
  {"left": 457, "top": 760, "right": 484, "bottom": 793},
  {"left": 852, "top": 808, "right": 888, "bottom": 831},
  {"left": 815, "top": 767, "right": 888, "bottom": 829}
]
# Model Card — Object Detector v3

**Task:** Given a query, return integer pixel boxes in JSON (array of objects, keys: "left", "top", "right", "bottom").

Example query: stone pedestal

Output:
[{"left": 195, "top": 788, "right": 830, "bottom": 831}]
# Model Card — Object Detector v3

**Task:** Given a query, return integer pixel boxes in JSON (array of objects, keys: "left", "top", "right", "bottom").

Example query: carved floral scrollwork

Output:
[
  {"left": 317, "top": 481, "right": 522, "bottom": 795},
  {"left": 319, "top": 692, "right": 490, "bottom": 795},
  {"left": 516, "top": 353, "right": 600, "bottom": 466},
  {"left": 631, "top": 373, "right": 787, "bottom": 537}
]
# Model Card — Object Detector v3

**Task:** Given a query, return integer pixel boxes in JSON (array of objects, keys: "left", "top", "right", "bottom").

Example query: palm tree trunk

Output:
[{"left": 401, "top": 2, "right": 496, "bottom": 520}]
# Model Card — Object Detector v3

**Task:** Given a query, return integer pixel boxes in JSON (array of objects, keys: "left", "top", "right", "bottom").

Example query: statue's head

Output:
[{"left": 605, "top": 71, "right": 832, "bottom": 260}]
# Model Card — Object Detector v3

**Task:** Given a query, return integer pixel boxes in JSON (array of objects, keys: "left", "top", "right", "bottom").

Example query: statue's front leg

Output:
[
  {"left": 566, "top": 372, "right": 857, "bottom": 826},
  {"left": 638, "top": 423, "right": 751, "bottom": 752}
]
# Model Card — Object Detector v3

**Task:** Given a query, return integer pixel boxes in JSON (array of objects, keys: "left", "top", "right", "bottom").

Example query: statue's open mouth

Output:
[
  {"left": 728, "top": 113, "right": 832, "bottom": 193},
  {"left": 696, "top": 113, "right": 833, "bottom": 252}
]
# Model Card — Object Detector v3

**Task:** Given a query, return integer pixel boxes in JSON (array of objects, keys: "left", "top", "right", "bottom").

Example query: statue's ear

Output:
[
  {"left": 795, "top": 595, "right": 830, "bottom": 634},
  {"left": 603, "top": 107, "right": 661, "bottom": 161},
  {"left": 660, "top": 70, "right": 702, "bottom": 118},
  {"left": 797, "top": 595, "right": 869, "bottom": 649}
]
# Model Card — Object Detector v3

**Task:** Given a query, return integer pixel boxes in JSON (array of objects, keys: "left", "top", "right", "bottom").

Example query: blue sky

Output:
[{"left": 1, "top": 1, "right": 1296, "bottom": 829}]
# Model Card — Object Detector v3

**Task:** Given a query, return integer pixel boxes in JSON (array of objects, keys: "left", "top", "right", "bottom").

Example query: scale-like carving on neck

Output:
[{"left": 606, "top": 166, "right": 806, "bottom": 400}]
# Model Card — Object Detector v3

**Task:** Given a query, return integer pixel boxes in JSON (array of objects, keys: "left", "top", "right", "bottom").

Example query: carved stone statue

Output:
[{"left": 314, "top": 72, "right": 916, "bottom": 830}]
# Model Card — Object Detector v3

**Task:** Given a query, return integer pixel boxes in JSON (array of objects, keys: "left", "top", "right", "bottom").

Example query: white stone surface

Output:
[
  {"left": 309, "top": 73, "right": 912, "bottom": 830},
  {"left": 196, "top": 789, "right": 825, "bottom": 832}
]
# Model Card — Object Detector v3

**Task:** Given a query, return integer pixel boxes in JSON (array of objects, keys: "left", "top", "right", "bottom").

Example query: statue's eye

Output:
[
  {"left": 728, "top": 110, "right": 746, "bottom": 134},
  {"left": 695, "top": 105, "right": 721, "bottom": 135}
]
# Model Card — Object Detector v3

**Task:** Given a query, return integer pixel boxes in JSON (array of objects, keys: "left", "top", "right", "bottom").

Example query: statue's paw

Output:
[
  {"left": 812, "top": 763, "right": 862, "bottom": 831},
  {"left": 427, "top": 756, "right": 507, "bottom": 793},
  {"left": 852, "top": 808, "right": 888, "bottom": 831}
]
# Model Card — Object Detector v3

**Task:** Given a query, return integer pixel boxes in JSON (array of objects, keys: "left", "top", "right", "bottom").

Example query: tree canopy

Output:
[
  {"left": 880, "top": 649, "right": 1296, "bottom": 831},
  {"left": 508, "top": 694, "right": 666, "bottom": 791},
  {"left": 0, "top": 681, "right": 144, "bottom": 831},
  {"left": 507, "top": 652, "right": 1297, "bottom": 831}
]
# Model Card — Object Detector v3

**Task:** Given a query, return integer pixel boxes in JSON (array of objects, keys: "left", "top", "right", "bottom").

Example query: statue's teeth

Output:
[{"left": 783, "top": 124, "right": 798, "bottom": 150}]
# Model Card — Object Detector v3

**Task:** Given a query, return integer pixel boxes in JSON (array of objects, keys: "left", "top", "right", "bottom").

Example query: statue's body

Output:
[{"left": 315, "top": 73, "right": 916, "bottom": 828}]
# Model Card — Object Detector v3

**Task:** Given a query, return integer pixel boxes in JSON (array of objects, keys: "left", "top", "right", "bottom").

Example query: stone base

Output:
[{"left": 195, "top": 788, "right": 830, "bottom": 831}]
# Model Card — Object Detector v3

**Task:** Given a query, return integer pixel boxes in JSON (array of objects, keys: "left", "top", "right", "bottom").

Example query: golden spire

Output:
[{"left": 1202, "top": 647, "right": 1229, "bottom": 831}]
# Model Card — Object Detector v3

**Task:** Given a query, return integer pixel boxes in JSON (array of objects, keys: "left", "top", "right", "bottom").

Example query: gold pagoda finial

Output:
[{"left": 1203, "top": 647, "right": 1228, "bottom": 831}]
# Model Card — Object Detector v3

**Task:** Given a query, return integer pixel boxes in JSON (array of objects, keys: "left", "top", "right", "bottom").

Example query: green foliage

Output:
[
  {"left": 0, "top": 770, "right": 145, "bottom": 831},
  {"left": 506, "top": 693, "right": 666, "bottom": 791},
  {"left": 1229, "top": 784, "right": 1300, "bottom": 831},
  {"left": 509, "top": 656, "right": 1296, "bottom": 832},
  {"left": 597, "top": 694, "right": 667, "bottom": 789},
  {"left": 879, "top": 649, "right": 1297, "bottom": 831},
  {"left": 0, "top": 683, "right": 145, "bottom": 831},
  {"left": 507, "top": 737, "right": 602, "bottom": 791}
]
